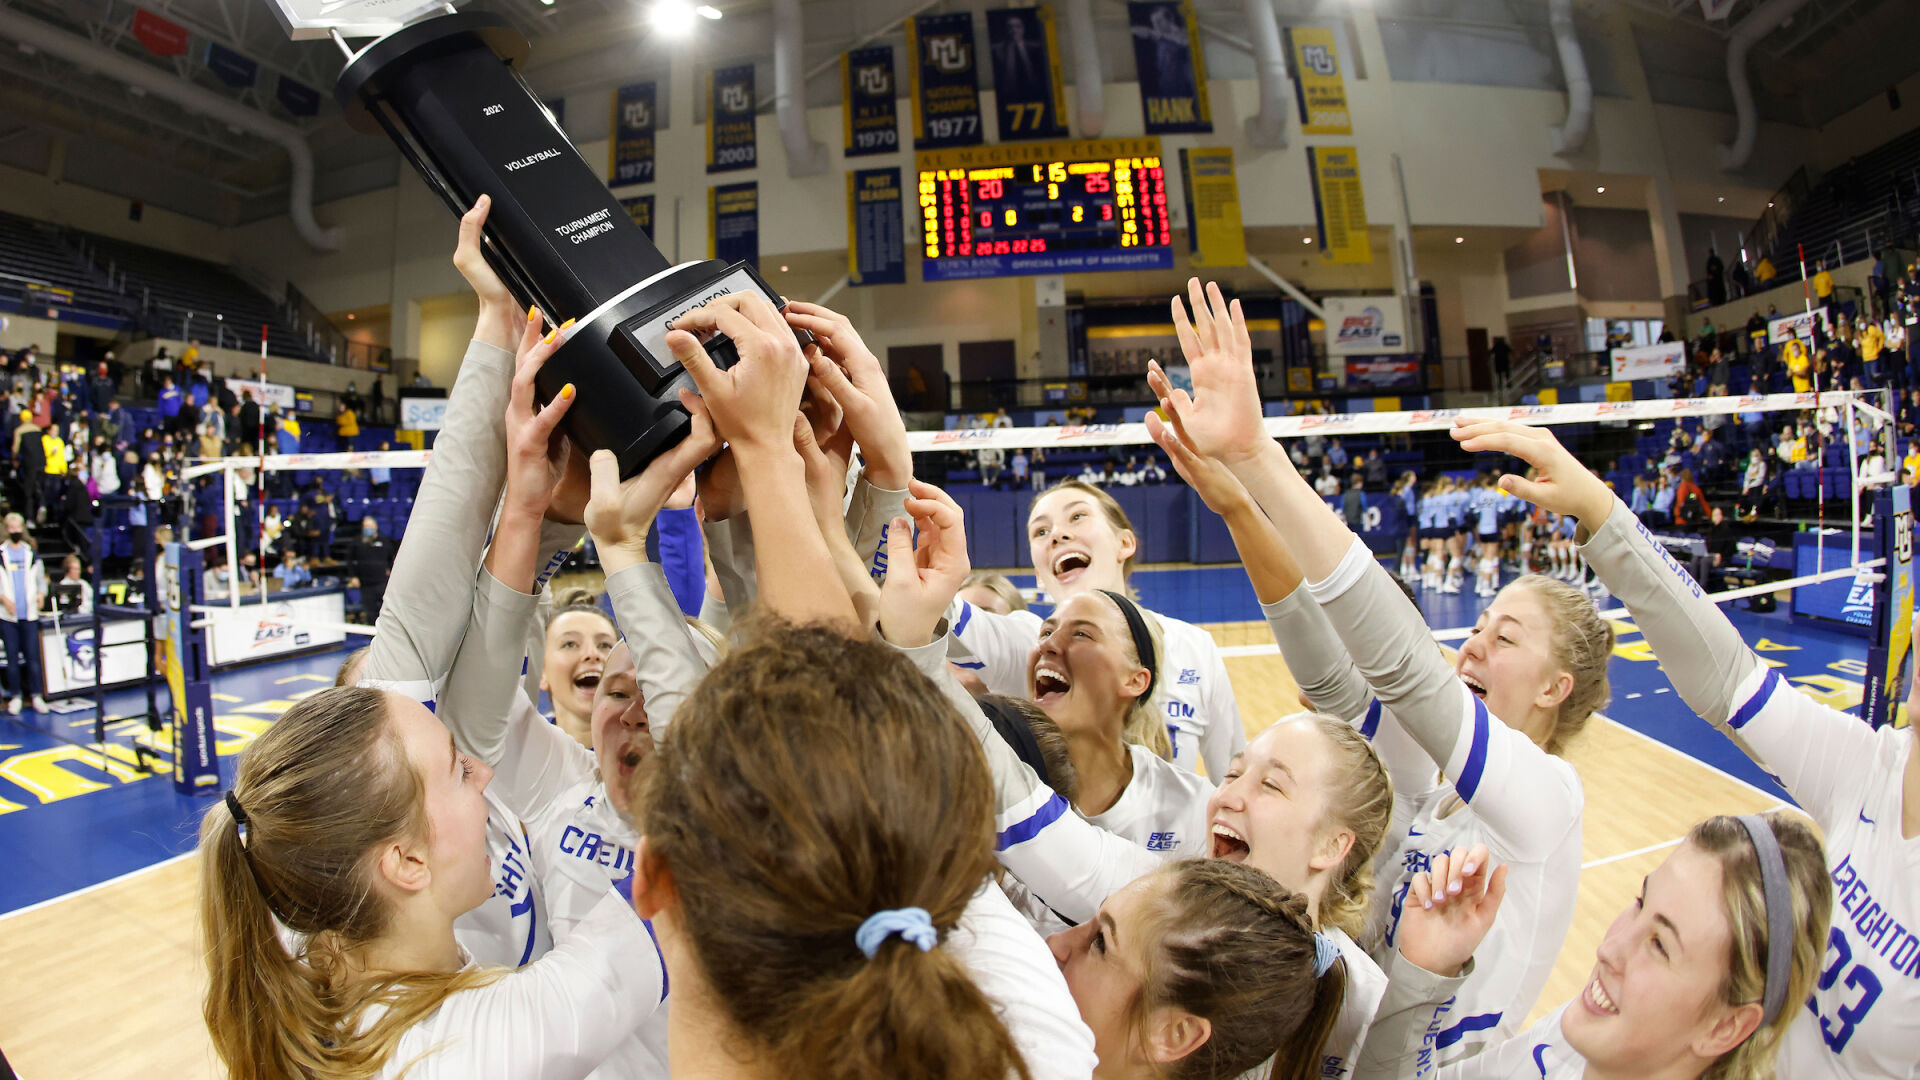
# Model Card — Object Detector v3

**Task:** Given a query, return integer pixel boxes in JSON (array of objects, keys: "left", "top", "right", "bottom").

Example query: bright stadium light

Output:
[
  {"left": 651, "top": 0, "right": 697, "bottom": 36},
  {"left": 696, "top": 5, "right": 723, "bottom": 18},
  {"left": 1595, "top": 185, "right": 1605, "bottom": 193}
]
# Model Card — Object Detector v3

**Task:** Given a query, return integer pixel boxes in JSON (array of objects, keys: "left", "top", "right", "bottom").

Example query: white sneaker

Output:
[
  {"left": 30, "top": 696, "right": 48, "bottom": 712},
  {"left": 6, "top": 697, "right": 18, "bottom": 715}
]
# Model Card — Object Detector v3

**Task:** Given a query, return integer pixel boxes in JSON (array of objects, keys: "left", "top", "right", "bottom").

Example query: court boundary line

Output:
[
  {"left": 1593, "top": 713, "right": 1784, "bottom": 805},
  {"left": 1580, "top": 803, "right": 1788, "bottom": 871},
  {"left": 0, "top": 850, "right": 195, "bottom": 923}
]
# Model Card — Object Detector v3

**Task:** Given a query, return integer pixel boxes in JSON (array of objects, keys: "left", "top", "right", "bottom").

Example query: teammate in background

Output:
[
  {"left": 538, "top": 589, "right": 617, "bottom": 748},
  {"left": 1416, "top": 476, "right": 1450, "bottom": 591},
  {"left": 1444, "top": 473, "right": 1471, "bottom": 595},
  {"left": 1451, "top": 416, "right": 1920, "bottom": 1078},
  {"left": 1393, "top": 471, "right": 1419, "bottom": 585},
  {"left": 1146, "top": 279, "right": 1607, "bottom": 1061},
  {"left": 958, "top": 570, "right": 1026, "bottom": 615},
  {"left": 1362, "top": 814, "right": 1830, "bottom": 1080},
  {"left": 944, "top": 477, "right": 1246, "bottom": 779},
  {"left": 1472, "top": 474, "right": 1502, "bottom": 598}
]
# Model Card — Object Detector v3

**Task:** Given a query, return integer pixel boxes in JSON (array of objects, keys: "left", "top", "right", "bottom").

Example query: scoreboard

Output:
[{"left": 916, "top": 137, "right": 1175, "bottom": 282}]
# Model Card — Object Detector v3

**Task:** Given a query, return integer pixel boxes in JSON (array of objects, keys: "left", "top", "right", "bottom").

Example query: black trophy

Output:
[{"left": 336, "top": 11, "right": 799, "bottom": 476}]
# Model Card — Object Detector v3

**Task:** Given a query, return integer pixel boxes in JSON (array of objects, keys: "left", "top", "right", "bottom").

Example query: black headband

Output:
[
  {"left": 1098, "top": 589, "right": 1158, "bottom": 702},
  {"left": 980, "top": 697, "right": 1051, "bottom": 789}
]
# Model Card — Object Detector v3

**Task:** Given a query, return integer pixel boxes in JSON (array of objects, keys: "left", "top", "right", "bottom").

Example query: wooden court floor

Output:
[{"left": 0, "top": 622, "right": 1781, "bottom": 1078}]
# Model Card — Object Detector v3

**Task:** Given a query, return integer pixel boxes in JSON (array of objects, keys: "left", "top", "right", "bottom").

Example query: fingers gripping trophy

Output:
[{"left": 269, "top": 1, "right": 807, "bottom": 476}]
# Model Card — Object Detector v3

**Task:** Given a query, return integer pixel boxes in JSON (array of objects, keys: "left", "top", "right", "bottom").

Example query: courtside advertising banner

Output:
[
  {"left": 609, "top": 82, "right": 657, "bottom": 186},
  {"left": 205, "top": 593, "right": 349, "bottom": 667},
  {"left": 1179, "top": 148, "right": 1246, "bottom": 266},
  {"left": 709, "top": 182, "right": 759, "bottom": 267},
  {"left": 706, "top": 64, "right": 757, "bottom": 173},
  {"left": 1608, "top": 341, "right": 1687, "bottom": 382},
  {"left": 400, "top": 396, "right": 448, "bottom": 431},
  {"left": 1864, "top": 485, "right": 1913, "bottom": 729},
  {"left": 985, "top": 7, "right": 1069, "bottom": 142},
  {"left": 1285, "top": 26, "right": 1352, "bottom": 134},
  {"left": 1323, "top": 297, "right": 1407, "bottom": 356},
  {"left": 1128, "top": 1, "right": 1211, "bottom": 134},
  {"left": 226, "top": 377, "right": 296, "bottom": 410},
  {"left": 908, "top": 12, "right": 985, "bottom": 149},
  {"left": 1307, "top": 147, "right": 1370, "bottom": 264},
  {"left": 620, "top": 194, "right": 656, "bottom": 241},
  {"left": 1768, "top": 306, "right": 1831, "bottom": 344},
  {"left": 847, "top": 168, "right": 907, "bottom": 286},
  {"left": 38, "top": 617, "right": 149, "bottom": 695},
  {"left": 841, "top": 45, "right": 901, "bottom": 157}
]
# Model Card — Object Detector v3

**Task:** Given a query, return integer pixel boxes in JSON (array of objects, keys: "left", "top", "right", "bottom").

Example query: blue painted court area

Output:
[{"left": 0, "top": 647, "right": 349, "bottom": 915}]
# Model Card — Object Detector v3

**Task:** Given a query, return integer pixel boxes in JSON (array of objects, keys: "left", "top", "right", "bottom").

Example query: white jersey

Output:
[
  {"left": 1085, "top": 743, "right": 1215, "bottom": 859},
  {"left": 454, "top": 790, "right": 552, "bottom": 970},
  {"left": 1579, "top": 498, "right": 1920, "bottom": 1080},
  {"left": 952, "top": 882, "right": 1101, "bottom": 1080},
  {"left": 374, "top": 891, "right": 666, "bottom": 1080},
  {"left": 1239, "top": 927, "right": 1388, "bottom": 1080},
  {"left": 945, "top": 599, "right": 1247, "bottom": 778}
]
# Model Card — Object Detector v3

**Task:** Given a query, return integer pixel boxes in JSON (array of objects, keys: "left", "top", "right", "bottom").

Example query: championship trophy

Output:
[{"left": 271, "top": 3, "right": 799, "bottom": 475}]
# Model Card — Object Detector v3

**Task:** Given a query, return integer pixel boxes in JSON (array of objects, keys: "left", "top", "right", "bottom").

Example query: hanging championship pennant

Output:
[
  {"left": 707, "top": 64, "right": 757, "bottom": 173},
  {"left": 1308, "top": 146, "right": 1370, "bottom": 264},
  {"left": 609, "top": 83, "right": 656, "bottom": 186},
  {"left": 1128, "top": 2, "right": 1211, "bottom": 134},
  {"left": 986, "top": 7, "right": 1068, "bottom": 142},
  {"left": 1179, "top": 148, "right": 1245, "bottom": 266},
  {"left": 907, "top": 12, "right": 984, "bottom": 149},
  {"left": 1285, "top": 26, "right": 1351, "bottom": 135},
  {"left": 620, "top": 195, "right": 656, "bottom": 241},
  {"left": 709, "top": 182, "right": 758, "bottom": 266},
  {"left": 133, "top": 8, "right": 189, "bottom": 56},
  {"left": 276, "top": 75, "right": 320, "bottom": 117},
  {"left": 847, "top": 167, "right": 906, "bottom": 286},
  {"left": 204, "top": 41, "right": 258, "bottom": 89},
  {"left": 841, "top": 45, "right": 900, "bottom": 157}
]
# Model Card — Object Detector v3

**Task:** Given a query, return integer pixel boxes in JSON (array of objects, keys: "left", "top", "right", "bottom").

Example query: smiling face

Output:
[
  {"left": 1561, "top": 843, "right": 1746, "bottom": 1075},
  {"left": 1048, "top": 872, "right": 1168, "bottom": 1075},
  {"left": 1455, "top": 584, "right": 1572, "bottom": 746},
  {"left": 590, "top": 641, "right": 649, "bottom": 814},
  {"left": 1028, "top": 487, "right": 1136, "bottom": 600},
  {"left": 384, "top": 692, "right": 496, "bottom": 918},
  {"left": 542, "top": 609, "right": 618, "bottom": 741},
  {"left": 1027, "top": 593, "right": 1150, "bottom": 741},
  {"left": 1204, "top": 718, "right": 1349, "bottom": 901}
]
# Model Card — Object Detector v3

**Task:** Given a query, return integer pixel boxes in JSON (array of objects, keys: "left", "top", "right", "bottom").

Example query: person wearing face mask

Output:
[
  {"left": 0, "top": 513, "right": 48, "bottom": 713},
  {"left": 1146, "top": 279, "right": 1605, "bottom": 1062},
  {"left": 1361, "top": 814, "right": 1830, "bottom": 1080},
  {"left": 943, "top": 477, "right": 1246, "bottom": 779},
  {"left": 1449, "top": 416, "right": 1920, "bottom": 1079},
  {"left": 344, "top": 515, "right": 396, "bottom": 623}
]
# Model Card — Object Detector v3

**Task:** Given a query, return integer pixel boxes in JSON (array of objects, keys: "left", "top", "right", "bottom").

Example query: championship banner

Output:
[
  {"left": 1324, "top": 297, "right": 1407, "bottom": 356},
  {"left": 609, "top": 82, "right": 657, "bottom": 186},
  {"left": 709, "top": 182, "right": 759, "bottom": 267},
  {"left": 1178, "top": 148, "right": 1245, "bottom": 266},
  {"left": 133, "top": 8, "right": 190, "bottom": 56},
  {"left": 620, "top": 195, "right": 656, "bottom": 241},
  {"left": 1128, "top": 2, "right": 1210, "bottom": 133},
  {"left": 1767, "top": 306, "right": 1831, "bottom": 344},
  {"left": 706, "top": 63, "right": 758, "bottom": 174},
  {"left": 1609, "top": 341, "right": 1686, "bottom": 382},
  {"left": 276, "top": 74, "right": 321, "bottom": 117},
  {"left": 1344, "top": 357, "right": 1420, "bottom": 390},
  {"left": 908, "top": 12, "right": 985, "bottom": 149},
  {"left": 847, "top": 168, "right": 907, "bottom": 286},
  {"left": 1285, "top": 26, "right": 1352, "bottom": 135},
  {"left": 1307, "top": 146, "right": 1370, "bottom": 264},
  {"left": 841, "top": 45, "right": 901, "bottom": 157},
  {"left": 986, "top": 7, "right": 1069, "bottom": 142},
  {"left": 204, "top": 41, "right": 259, "bottom": 89}
]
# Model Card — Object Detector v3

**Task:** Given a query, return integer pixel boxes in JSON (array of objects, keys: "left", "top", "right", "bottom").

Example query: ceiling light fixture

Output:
[
  {"left": 347, "top": 312, "right": 356, "bottom": 320},
  {"left": 1302, "top": 236, "right": 1313, "bottom": 244},
  {"left": 779, "top": 264, "right": 789, "bottom": 272},
  {"left": 1717, "top": 195, "right": 1725, "bottom": 202},
  {"left": 650, "top": 0, "right": 698, "bottom": 36},
  {"left": 696, "top": 5, "right": 723, "bottom": 18},
  {"left": 1595, "top": 185, "right": 1605, "bottom": 193},
  {"left": 1454, "top": 236, "right": 1464, "bottom": 243}
]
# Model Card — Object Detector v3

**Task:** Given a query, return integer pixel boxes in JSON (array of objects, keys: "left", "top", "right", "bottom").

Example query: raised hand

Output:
[
  {"left": 1450, "top": 419, "right": 1614, "bottom": 529},
  {"left": 1395, "top": 844, "right": 1509, "bottom": 978},
  {"left": 877, "top": 479, "right": 971, "bottom": 648},
  {"left": 450, "top": 195, "right": 525, "bottom": 351},
  {"left": 501, "top": 310, "right": 575, "bottom": 520},
  {"left": 1164, "top": 278, "right": 1268, "bottom": 464},
  {"left": 670, "top": 293, "right": 808, "bottom": 455},
  {"left": 584, "top": 390, "right": 720, "bottom": 575},
  {"left": 784, "top": 301, "right": 912, "bottom": 489}
]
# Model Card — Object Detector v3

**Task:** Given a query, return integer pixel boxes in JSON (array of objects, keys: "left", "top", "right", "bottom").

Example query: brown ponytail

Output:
[
  {"left": 631, "top": 618, "right": 1029, "bottom": 1080},
  {"left": 1136, "top": 860, "right": 1348, "bottom": 1080},
  {"left": 199, "top": 687, "right": 500, "bottom": 1080}
]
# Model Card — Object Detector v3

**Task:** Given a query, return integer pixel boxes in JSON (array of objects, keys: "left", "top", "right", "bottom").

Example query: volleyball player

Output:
[
  {"left": 1452, "top": 415, "right": 1920, "bottom": 1078},
  {"left": 537, "top": 589, "right": 617, "bottom": 747},
  {"left": 875, "top": 478, "right": 1391, "bottom": 1079},
  {"left": 1472, "top": 474, "right": 1502, "bottom": 598},
  {"left": 1416, "top": 477, "right": 1449, "bottom": 591},
  {"left": 1147, "top": 278, "right": 1606, "bottom": 1061},
  {"left": 1393, "top": 471, "right": 1420, "bottom": 584},
  {"left": 1361, "top": 812, "right": 1831, "bottom": 1080}
]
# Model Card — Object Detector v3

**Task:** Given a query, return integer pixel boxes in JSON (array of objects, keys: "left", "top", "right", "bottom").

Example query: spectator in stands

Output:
[
  {"left": 158, "top": 376, "right": 183, "bottom": 434},
  {"left": 290, "top": 503, "right": 321, "bottom": 558},
  {"left": 369, "top": 441, "right": 393, "bottom": 496},
  {"left": 1342, "top": 473, "right": 1365, "bottom": 532},
  {"left": 369, "top": 376, "right": 385, "bottom": 426},
  {"left": 1812, "top": 260, "right": 1835, "bottom": 304},
  {"left": 0, "top": 513, "right": 48, "bottom": 714},
  {"left": 340, "top": 381, "right": 363, "bottom": 420},
  {"left": 51, "top": 554, "right": 90, "bottom": 618},
  {"left": 1009, "top": 448, "right": 1028, "bottom": 490},
  {"left": 196, "top": 420, "right": 221, "bottom": 462},
  {"left": 1784, "top": 335, "right": 1813, "bottom": 392},
  {"left": 1730, "top": 258, "right": 1751, "bottom": 299},
  {"left": 96, "top": 398, "right": 124, "bottom": 450},
  {"left": 237, "top": 394, "right": 261, "bottom": 452},
  {"left": 1075, "top": 460, "right": 1106, "bottom": 485},
  {"left": 11, "top": 410, "right": 43, "bottom": 524},
  {"left": 336, "top": 400, "right": 360, "bottom": 440},
  {"left": 1028, "top": 446, "right": 1046, "bottom": 490},
  {"left": 977, "top": 443, "right": 1005, "bottom": 488},
  {"left": 1754, "top": 254, "right": 1776, "bottom": 284},
  {"left": 274, "top": 548, "right": 311, "bottom": 591},
  {"left": 1648, "top": 470, "right": 1675, "bottom": 525},
  {"left": 1905, "top": 441, "right": 1920, "bottom": 487},
  {"left": 1697, "top": 426, "right": 1730, "bottom": 483},
  {"left": 344, "top": 515, "right": 395, "bottom": 622},
  {"left": 1138, "top": 456, "right": 1167, "bottom": 484},
  {"left": 1628, "top": 474, "right": 1652, "bottom": 516},
  {"left": 1326, "top": 437, "right": 1348, "bottom": 470},
  {"left": 1737, "top": 451, "right": 1769, "bottom": 521},
  {"left": 1671, "top": 468, "right": 1710, "bottom": 530},
  {"left": 1362, "top": 447, "right": 1387, "bottom": 490},
  {"left": 180, "top": 340, "right": 200, "bottom": 376},
  {"left": 1490, "top": 335, "right": 1511, "bottom": 386},
  {"left": 1707, "top": 348, "right": 1730, "bottom": 396},
  {"left": 1705, "top": 247, "right": 1726, "bottom": 306},
  {"left": 1871, "top": 253, "right": 1891, "bottom": 318},
  {"left": 38, "top": 424, "right": 67, "bottom": 520},
  {"left": 260, "top": 504, "right": 284, "bottom": 557}
]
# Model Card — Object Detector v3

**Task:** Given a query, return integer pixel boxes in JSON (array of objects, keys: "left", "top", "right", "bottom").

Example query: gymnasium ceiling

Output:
[{"left": 0, "top": 0, "right": 1911, "bottom": 227}]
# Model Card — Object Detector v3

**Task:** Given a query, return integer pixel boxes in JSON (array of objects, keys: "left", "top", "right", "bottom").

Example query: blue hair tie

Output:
[
  {"left": 1312, "top": 931, "right": 1340, "bottom": 978},
  {"left": 855, "top": 907, "right": 938, "bottom": 959}
]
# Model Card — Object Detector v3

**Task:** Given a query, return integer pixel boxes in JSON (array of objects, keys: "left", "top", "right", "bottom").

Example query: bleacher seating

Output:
[
  {"left": 76, "top": 234, "right": 313, "bottom": 361},
  {"left": 0, "top": 211, "right": 130, "bottom": 327},
  {"left": 1759, "top": 125, "right": 1920, "bottom": 274}
]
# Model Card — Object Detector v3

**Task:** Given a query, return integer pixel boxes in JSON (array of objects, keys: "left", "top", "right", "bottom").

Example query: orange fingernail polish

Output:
[
  {"left": 560, "top": 318, "right": 576, "bottom": 329},
  {"left": 527, "top": 304, "right": 538, "bottom": 321},
  {"left": 543, "top": 328, "right": 558, "bottom": 344},
  {"left": 561, "top": 384, "right": 575, "bottom": 399}
]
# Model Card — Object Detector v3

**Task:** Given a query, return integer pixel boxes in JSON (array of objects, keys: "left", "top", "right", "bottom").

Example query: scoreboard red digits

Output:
[{"left": 916, "top": 137, "right": 1176, "bottom": 281}]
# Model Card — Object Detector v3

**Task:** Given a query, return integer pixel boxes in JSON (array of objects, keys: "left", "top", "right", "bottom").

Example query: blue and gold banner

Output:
[
  {"left": 709, "top": 182, "right": 758, "bottom": 267},
  {"left": 1178, "top": 147, "right": 1245, "bottom": 266},
  {"left": 620, "top": 195, "right": 655, "bottom": 241},
  {"left": 841, "top": 45, "right": 900, "bottom": 157},
  {"left": 204, "top": 41, "right": 257, "bottom": 90},
  {"left": 908, "top": 12, "right": 985, "bottom": 149},
  {"left": 986, "top": 7, "right": 1068, "bottom": 142},
  {"left": 609, "top": 82, "right": 656, "bottom": 186},
  {"left": 706, "top": 63, "right": 757, "bottom": 173},
  {"left": 1128, "top": 1, "right": 1211, "bottom": 134},
  {"left": 1307, "top": 146, "right": 1369, "bottom": 264},
  {"left": 847, "top": 168, "right": 906, "bottom": 286},
  {"left": 1285, "top": 26, "right": 1351, "bottom": 135}
]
